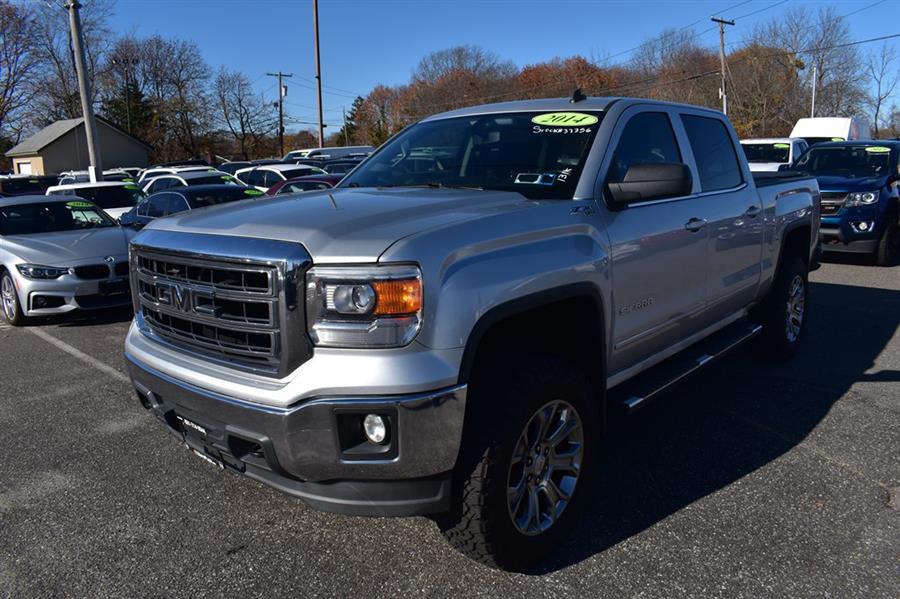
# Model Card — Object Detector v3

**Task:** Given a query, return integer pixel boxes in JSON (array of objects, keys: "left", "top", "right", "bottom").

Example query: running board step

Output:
[{"left": 609, "top": 321, "right": 763, "bottom": 412}]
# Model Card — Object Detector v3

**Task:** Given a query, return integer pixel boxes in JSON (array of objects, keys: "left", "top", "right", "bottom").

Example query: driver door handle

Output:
[
  {"left": 684, "top": 217, "right": 708, "bottom": 232},
  {"left": 745, "top": 205, "right": 761, "bottom": 218}
]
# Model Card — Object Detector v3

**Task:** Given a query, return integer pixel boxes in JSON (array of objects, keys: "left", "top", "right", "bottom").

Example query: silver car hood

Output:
[
  {"left": 2, "top": 227, "right": 131, "bottom": 266},
  {"left": 147, "top": 187, "right": 535, "bottom": 262}
]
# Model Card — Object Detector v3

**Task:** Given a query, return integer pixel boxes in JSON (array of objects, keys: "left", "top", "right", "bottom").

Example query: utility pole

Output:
[
  {"left": 266, "top": 71, "right": 292, "bottom": 156},
  {"left": 342, "top": 106, "right": 349, "bottom": 145},
  {"left": 66, "top": 2, "right": 103, "bottom": 182},
  {"left": 811, "top": 65, "right": 817, "bottom": 118},
  {"left": 312, "top": 0, "right": 325, "bottom": 147},
  {"left": 711, "top": 16, "right": 735, "bottom": 115}
]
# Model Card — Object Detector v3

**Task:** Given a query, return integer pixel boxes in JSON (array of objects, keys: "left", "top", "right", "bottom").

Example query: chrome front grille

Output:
[{"left": 130, "top": 231, "right": 312, "bottom": 377}]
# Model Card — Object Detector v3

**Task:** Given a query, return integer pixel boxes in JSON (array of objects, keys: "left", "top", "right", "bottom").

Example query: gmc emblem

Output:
[{"left": 156, "top": 281, "right": 192, "bottom": 312}]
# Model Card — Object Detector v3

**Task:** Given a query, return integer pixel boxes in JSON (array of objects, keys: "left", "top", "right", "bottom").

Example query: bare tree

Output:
[
  {"left": 0, "top": 1, "right": 39, "bottom": 143},
  {"left": 866, "top": 44, "right": 900, "bottom": 137},
  {"left": 414, "top": 45, "right": 516, "bottom": 83},
  {"left": 27, "top": 0, "right": 113, "bottom": 125},
  {"left": 214, "top": 68, "right": 275, "bottom": 159}
]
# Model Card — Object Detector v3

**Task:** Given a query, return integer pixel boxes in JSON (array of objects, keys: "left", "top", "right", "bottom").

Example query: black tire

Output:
[
  {"left": 437, "top": 354, "right": 598, "bottom": 572},
  {"left": 875, "top": 217, "right": 899, "bottom": 267},
  {"left": 752, "top": 255, "right": 807, "bottom": 360},
  {"left": 0, "top": 271, "right": 27, "bottom": 326}
]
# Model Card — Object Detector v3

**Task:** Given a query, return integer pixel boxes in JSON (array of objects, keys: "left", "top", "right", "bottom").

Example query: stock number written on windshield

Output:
[{"left": 533, "top": 126, "right": 593, "bottom": 134}]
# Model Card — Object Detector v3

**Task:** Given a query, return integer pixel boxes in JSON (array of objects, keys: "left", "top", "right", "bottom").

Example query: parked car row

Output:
[{"left": 739, "top": 117, "right": 899, "bottom": 265}]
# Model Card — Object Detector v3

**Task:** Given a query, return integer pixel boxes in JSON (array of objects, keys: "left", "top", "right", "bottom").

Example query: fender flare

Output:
[{"left": 456, "top": 282, "right": 607, "bottom": 400}]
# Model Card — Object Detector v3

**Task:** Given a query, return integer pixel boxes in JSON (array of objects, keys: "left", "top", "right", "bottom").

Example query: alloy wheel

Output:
[
  {"left": 785, "top": 275, "right": 805, "bottom": 343},
  {"left": 1, "top": 276, "right": 17, "bottom": 321},
  {"left": 506, "top": 400, "right": 584, "bottom": 536}
]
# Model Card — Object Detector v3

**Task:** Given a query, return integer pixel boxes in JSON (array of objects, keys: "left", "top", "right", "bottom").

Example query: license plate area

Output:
[
  {"left": 99, "top": 278, "right": 129, "bottom": 296},
  {"left": 175, "top": 413, "right": 246, "bottom": 474}
]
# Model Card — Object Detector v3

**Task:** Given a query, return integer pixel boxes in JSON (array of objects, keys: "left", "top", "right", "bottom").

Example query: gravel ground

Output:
[{"left": 1, "top": 257, "right": 898, "bottom": 598}]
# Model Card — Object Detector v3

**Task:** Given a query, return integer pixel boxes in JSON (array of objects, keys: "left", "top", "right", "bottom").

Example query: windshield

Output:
[
  {"left": 186, "top": 174, "right": 242, "bottom": 186},
  {"left": 279, "top": 167, "right": 325, "bottom": 179},
  {"left": 792, "top": 145, "right": 897, "bottom": 178},
  {"left": 802, "top": 136, "right": 843, "bottom": 147},
  {"left": 187, "top": 188, "right": 261, "bottom": 208},
  {"left": 0, "top": 178, "right": 55, "bottom": 194},
  {"left": 742, "top": 143, "right": 790, "bottom": 163},
  {"left": 0, "top": 200, "right": 115, "bottom": 235},
  {"left": 65, "top": 186, "right": 144, "bottom": 209},
  {"left": 340, "top": 111, "right": 603, "bottom": 199}
]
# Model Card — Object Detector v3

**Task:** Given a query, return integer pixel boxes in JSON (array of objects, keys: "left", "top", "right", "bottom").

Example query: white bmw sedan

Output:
[{"left": 0, "top": 195, "right": 133, "bottom": 325}]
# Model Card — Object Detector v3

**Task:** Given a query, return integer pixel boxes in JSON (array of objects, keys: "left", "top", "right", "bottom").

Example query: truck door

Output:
[
  {"left": 679, "top": 112, "right": 762, "bottom": 320},
  {"left": 600, "top": 108, "right": 710, "bottom": 375}
]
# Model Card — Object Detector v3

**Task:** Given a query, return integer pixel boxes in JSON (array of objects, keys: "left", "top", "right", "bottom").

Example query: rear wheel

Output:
[
  {"left": 1, "top": 271, "right": 27, "bottom": 326},
  {"left": 438, "top": 355, "right": 597, "bottom": 572},
  {"left": 876, "top": 218, "right": 899, "bottom": 266},
  {"left": 753, "top": 255, "right": 807, "bottom": 359}
]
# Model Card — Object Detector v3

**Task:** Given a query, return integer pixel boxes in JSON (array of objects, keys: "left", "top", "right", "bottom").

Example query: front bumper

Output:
[
  {"left": 819, "top": 225, "right": 879, "bottom": 253},
  {"left": 14, "top": 271, "right": 131, "bottom": 315},
  {"left": 126, "top": 354, "right": 466, "bottom": 516}
]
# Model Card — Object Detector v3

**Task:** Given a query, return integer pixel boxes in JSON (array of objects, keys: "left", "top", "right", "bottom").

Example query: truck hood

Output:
[
  {"left": 1, "top": 227, "right": 130, "bottom": 266},
  {"left": 814, "top": 174, "right": 888, "bottom": 192},
  {"left": 146, "top": 187, "right": 534, "bottom": 262}
]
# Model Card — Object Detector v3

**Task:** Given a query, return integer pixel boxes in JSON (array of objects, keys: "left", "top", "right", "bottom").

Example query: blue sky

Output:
[{"left": 113, "top": 0, "right": 899, "bottom": 132}]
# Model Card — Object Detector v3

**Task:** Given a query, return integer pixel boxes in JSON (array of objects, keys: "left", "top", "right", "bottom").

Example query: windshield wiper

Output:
[{"left": 422, "top": 182, "right": 484, "bottom": 191}]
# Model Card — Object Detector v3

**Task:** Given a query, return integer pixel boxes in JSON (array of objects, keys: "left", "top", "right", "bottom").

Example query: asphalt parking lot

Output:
[{"left": 1, "top": 258, "right": 898, "bottom": 598}]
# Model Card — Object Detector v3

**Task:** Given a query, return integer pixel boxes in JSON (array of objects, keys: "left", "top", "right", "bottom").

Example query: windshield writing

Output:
[{"left": 340, "top": 111, "right": 604, "bottom": 199}]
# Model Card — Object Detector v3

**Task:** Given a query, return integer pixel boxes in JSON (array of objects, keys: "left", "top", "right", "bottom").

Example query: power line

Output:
[
  {"left": 266, "top": 71, "right": 292, "bottom": 156},
  {"left": 394, "top": 0, "right": 794, "bottom": 113}
]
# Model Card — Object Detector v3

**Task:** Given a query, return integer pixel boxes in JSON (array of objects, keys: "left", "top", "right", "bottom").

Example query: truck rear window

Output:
[{"left": 341, "top": 111, "right": 604, "bottom": 200}]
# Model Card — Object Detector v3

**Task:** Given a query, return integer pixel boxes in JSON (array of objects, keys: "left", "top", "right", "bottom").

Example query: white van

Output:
[
  {"left": 740, "top": 138, "right": 809, "bottom": 172},
  {"left": 789, "top": 117, "right": 870, "bottom": 147}
]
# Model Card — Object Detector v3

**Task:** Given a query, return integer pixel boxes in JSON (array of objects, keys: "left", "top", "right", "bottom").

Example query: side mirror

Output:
[{"left": 607, "top": 163, "right": 692, "bottom": 207}]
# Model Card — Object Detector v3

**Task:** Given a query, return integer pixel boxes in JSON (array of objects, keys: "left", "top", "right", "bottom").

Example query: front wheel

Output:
[
  {"left": 876, "top": 218, "right": 899, "bottom": 266},
  {"left": 437, "top": 355, "right": 597, "bottom": 572},
  {"left": 1, "top": 271, "right": 27, "bottom": 326},
  {"left": 753, "top": 255, "right": 807, "bottom": 359}
]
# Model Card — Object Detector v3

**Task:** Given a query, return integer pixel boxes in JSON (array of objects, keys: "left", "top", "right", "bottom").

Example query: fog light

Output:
[
  {"left": 858, "top": 221, "right": 869, "bottom": 231},
  {"left": 363, "top": 414, "right": 387, "bottom": 444}
]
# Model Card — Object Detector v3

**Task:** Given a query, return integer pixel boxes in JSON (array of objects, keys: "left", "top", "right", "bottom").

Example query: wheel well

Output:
[
  {"left": 781, "top": 225, "right": 811, "bottom": 269},
  {"left": 459, "top": 290, "right": 606, "bottom": 423}
]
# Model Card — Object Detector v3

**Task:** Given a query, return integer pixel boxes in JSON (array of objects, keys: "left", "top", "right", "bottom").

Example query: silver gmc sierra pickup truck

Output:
[{"left": 125, "top": 97, "right": 819, "bottom": 571}]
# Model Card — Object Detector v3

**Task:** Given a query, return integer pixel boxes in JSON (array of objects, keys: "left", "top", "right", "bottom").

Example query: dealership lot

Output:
[{"left": 0, "top": 259, "right": 898, "bottom": 598}]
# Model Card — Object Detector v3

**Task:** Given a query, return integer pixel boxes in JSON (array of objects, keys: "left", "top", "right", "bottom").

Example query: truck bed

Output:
[{"left": 752, "top": 171, "right": 812, "bottom": 187}]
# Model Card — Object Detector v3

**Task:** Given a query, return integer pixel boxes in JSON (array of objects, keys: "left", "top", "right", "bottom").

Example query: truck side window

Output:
[
  {"left": 607, "top": 112, "right": 682, "bottom": 185},
  {"left": 681, "top": 115, "right": 742, "bottom": 191}
]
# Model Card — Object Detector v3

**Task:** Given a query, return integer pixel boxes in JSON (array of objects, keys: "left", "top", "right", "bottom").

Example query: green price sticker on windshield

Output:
[
  {"left": 773, "top": 143, "right": 790, "bottom": 149},
  {"left": 221, "top": 175, "right": 234, "bottom": 181},
  {"left": 66, "top": 201, "right": 93, "bottom": 208},
  {"left": 122, "top": 178, "right": 134, "bottom": 183},
  {"left": 243, "top": 189, "right": 264, "bottom": 196},
  {"left": 864, "top": 146, "right": 891, "bottom": 153},
  {"left": 831, "top": 137, "right": 845, "bottom": 142},
  {"left": 29, "top": 179, "right": 38, "bottom": 183},
  {"left": 532, "top": 112, "right": 599, "bottom": 127},
  {"left": 124, "top": 184, "right": 139, "bottom": 190}
]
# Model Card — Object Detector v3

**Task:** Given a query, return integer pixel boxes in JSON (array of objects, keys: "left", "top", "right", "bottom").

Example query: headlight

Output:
[
  {"left": 845, "top": 191, "right": 879, "bottom": 206},
  {"left": 306, "top": 265, "right": 422, "bottom": 348},
  {"left": 16, "top": 264, "right": 70, "bottom": 279}
]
